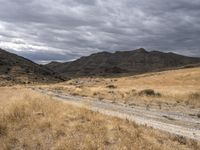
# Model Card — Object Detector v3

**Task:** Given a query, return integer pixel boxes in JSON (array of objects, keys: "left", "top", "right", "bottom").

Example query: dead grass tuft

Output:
[
  {"left": 184, "top": 92, "right": 200, "bottom": 107},
  {"left": 6, "top": 102, "right": 29, "bottom": 122},
  {"left": 0, "top": 122, "right": 7, "bottom": 137}
]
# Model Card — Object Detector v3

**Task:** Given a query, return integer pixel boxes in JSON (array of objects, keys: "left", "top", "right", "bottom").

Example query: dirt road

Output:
[{"left": 31, "top": 87, "right": 200, "bottom": 141}]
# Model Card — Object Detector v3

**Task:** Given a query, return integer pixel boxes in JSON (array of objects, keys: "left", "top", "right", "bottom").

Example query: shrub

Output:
[
  {"left": 93, "top": 92, "right": 100, "bottom": 96},
  {"left": 197, "top": 113, "right": 200, "bottom": 118},
  {"left": 54, "top": 87, "right": 64, "bottom": 91},
  {"left": 98, "top": 97, "right": 104, "bottom": 101},
  {"left": 172, "top": 135, "right": 187, "bottom": 145},
  {"left": 138, "top": 89, "right": 161, "bottom": 97},
  {"left": 189, "top": 92, "right": 200, "bottom": 100},
  {"left": 71, "top": 93, "right": 79, "bottom": 96},
  {"left": 106, "top": 85, "right": 117, "bottom": 89}
]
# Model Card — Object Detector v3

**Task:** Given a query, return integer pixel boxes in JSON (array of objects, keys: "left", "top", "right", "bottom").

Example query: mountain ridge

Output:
[
  {"left": 1, "top": 48, "right": 200, "bottom": 82},
  {"left": 0, "top": 48, "right": 64, "bottom": 85},
  {"left": 45, "top": 48, "right": 200, "bottom": 77}
]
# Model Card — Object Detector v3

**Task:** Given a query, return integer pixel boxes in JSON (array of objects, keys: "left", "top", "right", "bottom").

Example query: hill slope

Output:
[
  {"left": 0, "top": 48, "right": 63, "bottom": 85},
  {"left": 46, "top": 48, "right": 200, "bottom": 77}
]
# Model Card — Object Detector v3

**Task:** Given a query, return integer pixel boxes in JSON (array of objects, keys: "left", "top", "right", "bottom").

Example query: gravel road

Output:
[{"left": 31, "top": 87, "right": 200, "bottom": 141}]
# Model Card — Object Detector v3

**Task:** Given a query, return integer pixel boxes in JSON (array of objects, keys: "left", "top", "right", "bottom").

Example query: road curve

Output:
[{"left": 31, "top": 87, "right": 200, "bottom": 141}]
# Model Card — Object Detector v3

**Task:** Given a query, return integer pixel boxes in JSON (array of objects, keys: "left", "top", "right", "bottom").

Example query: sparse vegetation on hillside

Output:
[{"left": 0, "top": 87, "right": 199, "bottom": 150}]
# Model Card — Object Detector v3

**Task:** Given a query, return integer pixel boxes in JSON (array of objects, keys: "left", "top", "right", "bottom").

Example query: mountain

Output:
[
  {"left": 0, "top": 48, "right": 64, "bottom": 85},
  {"left": 46, "top": 48, "right": 200, "bottom": 77}
]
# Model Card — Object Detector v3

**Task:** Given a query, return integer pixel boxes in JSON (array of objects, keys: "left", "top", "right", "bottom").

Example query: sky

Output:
[{"left": 0, "top": 0, "right": 200, "bottom": 64}]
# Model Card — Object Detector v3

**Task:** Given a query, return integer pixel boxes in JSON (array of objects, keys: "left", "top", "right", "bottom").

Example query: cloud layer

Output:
[{"left": 0, "top": 0, "right": 200, "bottom": 63}]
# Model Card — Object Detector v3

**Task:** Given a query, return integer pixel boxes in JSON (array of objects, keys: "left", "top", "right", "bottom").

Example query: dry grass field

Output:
[
  {"left": 45, "top": 67, "right": 200, "bottom": 109},
  {"left": 0, "top": 87, "right": 199, "bottom": 150}
]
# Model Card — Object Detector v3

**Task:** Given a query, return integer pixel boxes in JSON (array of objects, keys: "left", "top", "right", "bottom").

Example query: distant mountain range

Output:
[
  {"left": 0, "top": 48, "right": 200, "bottom": 85},
  {"left": 0, "top": 48, "right": 63, "bottom": 85},
  {"left": 46, "top": 48, "right": 200, "bottom": 77}
]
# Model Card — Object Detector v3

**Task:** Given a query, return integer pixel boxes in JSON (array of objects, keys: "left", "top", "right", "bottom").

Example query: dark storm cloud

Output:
[{"left": 0, "top": 0, "right": 200, "bottom": 63}]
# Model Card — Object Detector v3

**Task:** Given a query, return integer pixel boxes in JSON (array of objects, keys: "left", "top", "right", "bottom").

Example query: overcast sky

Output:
[{"left": 0, "top": 0, "right": 200, "bottom": 63}]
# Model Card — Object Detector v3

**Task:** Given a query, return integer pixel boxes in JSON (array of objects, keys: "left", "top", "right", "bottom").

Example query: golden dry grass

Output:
[
  {"left": 46, "top": 67, "right": 200, "bottom": 108},
  {"left": 0, "top": 87, "right": 199, "bottom": 150}
]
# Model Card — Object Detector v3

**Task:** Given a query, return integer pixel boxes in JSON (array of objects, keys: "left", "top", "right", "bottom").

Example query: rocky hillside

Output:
[
  {"left": 0, "top": 48, "right": 63, "bottom": 85},
  {"left": 46, "top": 48, "right": 200, "bottom": 77}
]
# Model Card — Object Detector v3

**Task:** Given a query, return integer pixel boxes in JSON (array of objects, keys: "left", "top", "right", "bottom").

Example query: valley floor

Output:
[
  {"left": 0, "top": 67, "right": 200, "bottom": 149},
  {"left": 0, "top": 87, "right": 200, "bottom": 150},
  {"left": 42, "top": 67, "right": 200, "bottom": 111}
]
